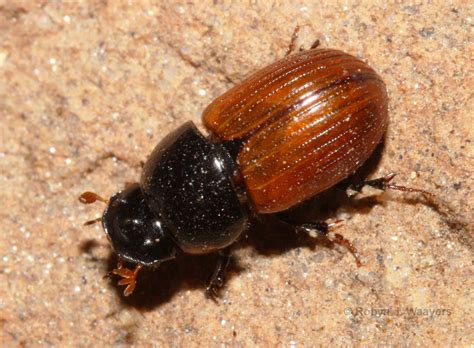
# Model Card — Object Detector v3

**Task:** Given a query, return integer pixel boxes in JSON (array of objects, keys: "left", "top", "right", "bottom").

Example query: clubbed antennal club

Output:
[
  {"left": 78, "top": 191, "right": 108, "bottom": 226},
  {"left": 79, "top": 191, "right": 108, "bottom": 204}
]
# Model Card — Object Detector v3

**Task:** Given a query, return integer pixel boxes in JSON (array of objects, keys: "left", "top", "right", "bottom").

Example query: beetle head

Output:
[{"left": 101, "top": 183, "right": 176, "bottom": 266}]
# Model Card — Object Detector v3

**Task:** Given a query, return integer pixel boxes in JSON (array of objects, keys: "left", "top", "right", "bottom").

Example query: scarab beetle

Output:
[{"left": 80, "top": 44, "right": 431, "bottom": 297}]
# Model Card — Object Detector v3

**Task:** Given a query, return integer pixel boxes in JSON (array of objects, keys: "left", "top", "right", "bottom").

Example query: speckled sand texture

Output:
[{"left": 1, "top": 1, "right": 473, "bottom": 346}]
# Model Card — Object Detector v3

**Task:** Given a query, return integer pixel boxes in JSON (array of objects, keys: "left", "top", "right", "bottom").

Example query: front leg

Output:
[
  {"left": 105, "top": 259, "right": 143, "bottom": 297},
  {"left": 206, "top": 248, "right": 232, "bottom": 300}
]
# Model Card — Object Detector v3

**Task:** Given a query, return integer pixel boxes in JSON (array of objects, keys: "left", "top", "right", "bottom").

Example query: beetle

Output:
[{"left": 80, "top": 42, "right": 432, "bottom": 298}]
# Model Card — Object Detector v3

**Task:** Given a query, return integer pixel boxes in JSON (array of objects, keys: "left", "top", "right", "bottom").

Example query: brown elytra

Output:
[{"left": 203, "top": 49, "right": 388, "bottom": 213}]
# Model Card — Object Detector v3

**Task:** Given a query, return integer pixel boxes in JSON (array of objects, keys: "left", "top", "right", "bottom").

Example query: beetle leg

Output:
[
  {"left": 286, "top": 25, "right": 320, "bottom": 56},
  {"left": 110, "top": 261, "right": 143, "bottom": 297},
  {"left": 205, "top": 248, "right": 232, "bottom": 301},
  {"left": 295, "top": 222, "right": 362, "bottom": 267},
  {"left": 328, "top": 232, "right": 362, "bottom": 267},
  {"left": 275, "top": 216, "right": 361, "bottom": 266},
  {"left": 286, "top": 25, "right": 301, "bottom": 56},
  {"left": 310, "top": 39, "right": 320, "bottom": 50},
  {"left": 347, "top": 172, "right": 434, "bottom": 198}
]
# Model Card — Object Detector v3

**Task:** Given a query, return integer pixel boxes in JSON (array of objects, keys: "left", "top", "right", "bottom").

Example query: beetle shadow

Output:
[
  {"left": 96, "top": 227, "right": 336, "bottom": 311},
  {"left": 78, "top": 245, "right": 245, "bottom": 310}
]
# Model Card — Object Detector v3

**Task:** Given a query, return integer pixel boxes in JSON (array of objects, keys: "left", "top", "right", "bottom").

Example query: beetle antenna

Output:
[
  {"left": 79, "top": 191, "right": 108, "bottom": 204},
  {"left": 79, "top": 192, "right": 107, "bottom": 226},
  {"left": 83, "top": 217, "right": 102, "bottom": 226}
]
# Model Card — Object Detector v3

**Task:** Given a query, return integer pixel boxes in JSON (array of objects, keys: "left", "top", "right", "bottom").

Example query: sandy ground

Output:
[{"left": 1, "top": 1, "right": 473, "bottom": 346}]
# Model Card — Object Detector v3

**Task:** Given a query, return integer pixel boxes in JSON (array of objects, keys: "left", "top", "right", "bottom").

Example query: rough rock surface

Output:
[{"left": 1, "top": 2, "right": 472, "bottom": 346}]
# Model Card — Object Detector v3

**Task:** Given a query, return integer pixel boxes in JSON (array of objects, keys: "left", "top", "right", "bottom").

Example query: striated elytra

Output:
[
  {"left": 203, "top": 48, "right": 388, "bottom": 213},
  {"left": 80, "top": 46, "right": 429, "bottom": 298}
]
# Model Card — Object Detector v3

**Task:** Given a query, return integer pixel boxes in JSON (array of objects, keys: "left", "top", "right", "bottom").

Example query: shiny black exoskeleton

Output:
[
  {"left": 92, "top": 121, "right": 254, "bottom": 297},
  {"left": 103, "top": 122, "right": 248, "bottom": 266}
]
